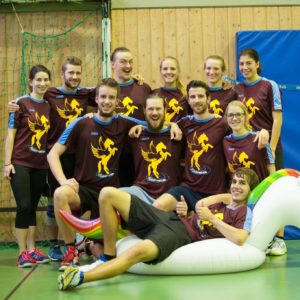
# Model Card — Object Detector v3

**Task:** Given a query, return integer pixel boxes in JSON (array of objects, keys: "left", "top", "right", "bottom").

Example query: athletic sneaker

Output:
[
  {"left": 59, "top": 246, "right": 79, "bottom": 271},
  {"left": 78, "top": 255, "right": 107, "bottom": 272},
  {"left": 266, "top": 237, "right": 287, "bottom": 256},
  {"left": 28, "top": 248, "right": 50, "bottom": 264},
  {"left": 58, "top": 265, "right": 84, "bottom": 290},
  {"left": 48, "top": 245, "right": 64, "bottom": 261},
  {"left": 18, "top": 251, "right": 35, "bottom": 268}
]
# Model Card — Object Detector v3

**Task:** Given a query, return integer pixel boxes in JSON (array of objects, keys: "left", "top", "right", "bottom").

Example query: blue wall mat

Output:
[{"left": 236, "top": 30, "right": 300, "bottom": 238}]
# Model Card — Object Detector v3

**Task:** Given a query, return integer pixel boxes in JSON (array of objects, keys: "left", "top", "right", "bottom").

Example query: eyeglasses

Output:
[{"left": 226, "top": 113, "right": 245, "bottom": 119}]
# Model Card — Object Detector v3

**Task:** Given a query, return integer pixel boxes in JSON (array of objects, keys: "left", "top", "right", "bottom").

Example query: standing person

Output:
[
  {"left": 111, "top": 47, "right": 152, "bottom": 186},
  {"left": 204, "top": 55, "right": 238, "bottom": 116},
  {"left": 57, "top": 167, "right": 258, "bottom": 291},
  {"left": 3, "top": 65, "right": 51, "bottom": 267},
  {"left": 47, "top": 78, "right": 144, "bottom": 271},
  {"left": 7, "top": 56, "right": 97, "bottom": 261},
  {"left": 152, "top": 56, "right": 189, "bottom": 122},
  {"left": 223, "top": 101, "right": 275, "bottom": 181},
  {"left": 235, "top": 48, "right": 285, "bottom": 254}
]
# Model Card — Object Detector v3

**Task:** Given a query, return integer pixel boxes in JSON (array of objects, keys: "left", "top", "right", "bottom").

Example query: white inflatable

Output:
[{"left": 117, "top": 174, "right": 300, "bottom": 275}]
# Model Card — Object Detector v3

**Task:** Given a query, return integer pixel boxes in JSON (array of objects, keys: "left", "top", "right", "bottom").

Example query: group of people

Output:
[{"left": 3, "top": 46, "right": 285, "bottom": 290}]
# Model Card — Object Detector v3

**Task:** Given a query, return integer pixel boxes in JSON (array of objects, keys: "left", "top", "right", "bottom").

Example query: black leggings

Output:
[{"left": 10, "top": 165, "right": 47, "bottom": 229}]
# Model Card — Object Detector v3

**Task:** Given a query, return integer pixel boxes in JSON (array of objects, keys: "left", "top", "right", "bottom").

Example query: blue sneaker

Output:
[
  {"left": 18, "top": 251, "right": 35, "bottom": 268},
  {"left": 58, "top": 265, "right": 84, "bottom": 290},
  {"left": 49, "top": 245, "right": 64, "bottom": 261},
  {"left": 28, "top": 248, "right": 50, "bottom": 264}
]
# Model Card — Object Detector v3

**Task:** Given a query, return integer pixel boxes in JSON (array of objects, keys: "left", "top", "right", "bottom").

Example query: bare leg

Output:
[
  {"left": 15, "top": 228, "right": 28, "bottom": 253},
  {"left": 27, "top": 226, "right": 36, "bottom": 250},
  {"left": 46, "top": 197, "right": 59, "bottom": 240},
  {"left": 54, "top": 186, "right": 81, "bottom": 244},
  {"left": 99, "top": 187, "right": 131, "bottom": 256},
  {"left": 83, "top": 240, "right": 159, "bottom": 282},
  {"left": 153, "top": 193, "right": 177, "bottom": 212}
]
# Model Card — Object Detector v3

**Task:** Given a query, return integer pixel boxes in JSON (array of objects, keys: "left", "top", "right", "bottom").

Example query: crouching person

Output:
[{"left": 58, "top": 167, "right": 258, "bottom": 290}]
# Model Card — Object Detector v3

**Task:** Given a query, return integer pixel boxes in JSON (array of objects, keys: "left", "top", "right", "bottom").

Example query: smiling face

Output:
[
  {"left": 62, "top": 64, "right": 82, "bottom": 90},
  {"left": 188, "top": 87, "right": 209, "bottom": 116},
  {"left": 111, "top": 50, "right": 133, "bottom": 83},
  {"left": 144, "top": 97, "right": 166, "bottom": 131},
  {"left": 29, "top": 71, "right": 51, "bottom": 98},
  {"left": 225, "top": 103, "right": 248, "bottom": 135},
  {"left": 95, "top": 85, "right": 118, "bottom": 119},
  {"left": 204, "top": 58, "right": 224, "bottom": 87},
  {"left": 230, "top": 173, "right": 251, "bottom": 206},
  {"left": 160, "top": 58, "right": 179, "bottom": 88},
  {"left": 239, "top": 55, "right": 260, "bottom": 82}
]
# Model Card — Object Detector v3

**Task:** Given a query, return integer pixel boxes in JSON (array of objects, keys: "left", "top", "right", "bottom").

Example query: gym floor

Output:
[{"left": 1, "top": 240, "right": 300, "bottom": 300}]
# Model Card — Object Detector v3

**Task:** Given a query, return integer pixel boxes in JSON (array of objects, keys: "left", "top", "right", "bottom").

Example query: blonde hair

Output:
[
  {"left": 160, "top": 56, "right": 187, "bottom": 97},
  {"left": 225, "top": 100, "right": 251, "bottom": 131},
  {"left": 204, "top": 55, "right": 226, "bottom": 72}
]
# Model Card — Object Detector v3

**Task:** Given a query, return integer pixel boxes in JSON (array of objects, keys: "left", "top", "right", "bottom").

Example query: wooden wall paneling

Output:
[
  {"left": 279, "top": 7, "right": 292, "bottom": 29},
  {"left": 163, "top": 9, "right": 177, "bottom": 58},
  {"left": 188, "top": 8, "right": 203, "bottom": 81},
  {"left": 291, "top": 6, "right": 300, "bottom": 28},
  {"left": 227, "top": 8, "right": 241, "bottom": 79},
  {"left": 136, "top": 9, "right": 152, "bottom": 85},
  {"left": 175, "top": 9, "right": 190, "bottom": 83},
  {"left": 240, "top": 7, "right": 253, "bottom": 30},
  {"left": 253, "top": 7, "right": 267, "bottom": 30},
  {"left": 123, "top": 9, "right": 139, "bottom": 73},
  {"left": 266, "top": 7, "right": 280, "bottom": 29},
  {"left": 149, "top": 9, "right": 164, "bottom": 88},
  {"left": 111, "top": 10, "right": 125, "bottom": 50},
  {"left": 201, "top": 8, "right": 216, "bottom": 60},
  {"left": 214, "top": 8, "right": 229, "bottom": 66}
]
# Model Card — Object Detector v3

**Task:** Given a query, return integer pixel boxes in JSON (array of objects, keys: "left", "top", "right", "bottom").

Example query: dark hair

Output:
[
  {"left": 62, "top": 56, "right": 82, "bottom": 72},
  {"left": 144, "top": 93, "right": 166, "bottom": 109},
  {"left": 111, "top": 47, "right": 131, "bottom": 61},
  {"left": 204, "top": 55, "right": 226, "bottom": 72},
  {"left": 239, "top": 48, "right": 262, "bottom": 75},
  {"left": 95, "top": 78, "right": 120, "bottom": 98},
  {"left": 186, "top": 80, "right": 210, "bottom": 98},
  {"left": 29, "top": 64, "right": 51, "bottom": 80},
  {"left": 233, "top": 167, "right": 259, "bottom": 191}
]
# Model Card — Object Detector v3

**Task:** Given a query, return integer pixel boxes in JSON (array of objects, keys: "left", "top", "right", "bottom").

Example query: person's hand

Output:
[
  {"left": 254, "top": 129, "right": 269, "bottom": 149},
  {"left": 132, "top": 73, "right": 144, "bottom": 85},
  {"left": 84, "top": 112, "right": 94, "bottom": 119},
  {"left": 129, "top": 125, "right": 143, "bottom": 138},
  {"left": 176, "top": 195, "right": 188, "bottom": 217},
  {"left": 169, "top": 122, "right": 182, "bottom": 141},
  {"left": 61, "top": 178, "right": 79, "bottom": 193},
  {"left": 3, "top": 164, "right": 15, "bottom": 180},
  {"left": 196, "top": 206, "right": 214, "bottom": 222},
  {"left": 8, "top": 100, "right": 19, "bottom": 113}
]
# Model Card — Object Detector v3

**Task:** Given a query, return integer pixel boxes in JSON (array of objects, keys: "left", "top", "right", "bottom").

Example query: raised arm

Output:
[{"left": 196, "top": 193, "right": 231, "bottom": 208}]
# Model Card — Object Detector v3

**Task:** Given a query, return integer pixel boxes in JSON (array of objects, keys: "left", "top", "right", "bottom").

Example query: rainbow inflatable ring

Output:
[{"left": 60, "top": 168, "right": 300, "bottom": 275}]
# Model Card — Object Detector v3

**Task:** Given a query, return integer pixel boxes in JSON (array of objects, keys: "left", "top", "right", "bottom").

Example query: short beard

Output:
[
  {"left": 64, "top": 79, "right": 80, "bottom": 90},
  {"left": 147, "top": 118, "right": 165, "bottom": 132}
]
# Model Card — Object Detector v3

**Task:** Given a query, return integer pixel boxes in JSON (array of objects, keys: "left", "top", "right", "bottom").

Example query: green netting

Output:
[{"left": 0, "top": 8, "right": 102, "bottom": 243}]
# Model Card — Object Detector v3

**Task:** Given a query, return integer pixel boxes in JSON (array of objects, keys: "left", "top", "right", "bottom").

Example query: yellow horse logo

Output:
[
  {"left": 209, "top": 99, "right": 223, "bottom": 115},
  {"left": 91, "top": 137, "right": 118, "bottom": 175},
  {"left": 188, "top": 132, "right": 213, "bottom": 171},
  {"left": 57, "top": 98, "right": 83, "bottom": 127},
  {"left": 165, "top": 98, "right": 183, "bottom": 122},
  {"left": 242, "top": 97, "right": 260, "bottom": 129},
  {"left": 28, "top": 112, "right": 50, "bottom": 150},
  {"left": 117, "top": 96, "right": 138, "bottom": 116},
  {"left": 228, "top": 151, "right": 255, "bottom": 173},
  {"left": 141, "top": 141, "right": 171, "bottom": 179}
]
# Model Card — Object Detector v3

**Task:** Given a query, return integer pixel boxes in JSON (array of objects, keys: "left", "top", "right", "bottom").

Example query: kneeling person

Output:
[{"left": 58, "top": 167, "right": 258, "bottom": 290}]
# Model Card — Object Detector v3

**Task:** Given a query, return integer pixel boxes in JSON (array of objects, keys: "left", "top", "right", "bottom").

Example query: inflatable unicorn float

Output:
[{"left": 59, "top": 169, "right": 300, "bottom": 274}]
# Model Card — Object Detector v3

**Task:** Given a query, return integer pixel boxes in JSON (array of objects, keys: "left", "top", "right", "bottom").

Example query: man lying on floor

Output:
[{"left": 58, "top": 167, "right": 258, "bottom": 290}]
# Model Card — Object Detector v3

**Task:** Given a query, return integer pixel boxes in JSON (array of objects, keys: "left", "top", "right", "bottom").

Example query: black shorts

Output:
[
  {"left": 166, "top": 185, "right": 210, "bottom": 211},
  {"left": 123, "top": 195, "right": 192, "bottom": 264},
  {"left": 78, "top": 185, "right": 99, "bottom": 219}
]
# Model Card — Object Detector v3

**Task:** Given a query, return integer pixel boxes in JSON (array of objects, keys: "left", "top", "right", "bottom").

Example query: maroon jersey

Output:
[
  {"left": 152, "top": 87, "right": 189, "bottom": 122},
  {"left": 58, "top": 114, "right": 139, "bottom": 192},
  {"left": 223, "top": 131, "right": 274, "bottom": 181},
  {"left": 8, "top": 95, "right": 50, "bottom": 169},
  {"left": 208, "top": 87, "right": 238, "bottom": 116},
  {"left": 116, "top": 80, "right": 152, "bottom": 120},
  {"left": 180, "top": 202, "right": 252, "bottom": 241},
  {"left": 234, "top": 77, "right": 282, "bottom": 133},
  {"left": 178, "top": 115, "right": 228, "bottom": 194},
  {"left": 130, "top": 127, "right": 182, "bottom": 198},
  {"left": 45, "top": 86, "right": 96, "bottom": 149}
]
